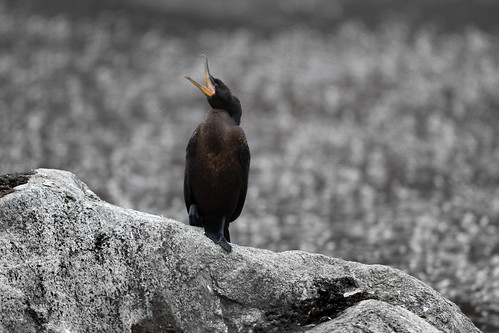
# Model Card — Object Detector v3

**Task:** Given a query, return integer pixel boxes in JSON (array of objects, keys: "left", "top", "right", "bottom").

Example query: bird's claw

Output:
[
  {"left": 205, "top": 230, "right": 232, "bottom": 252},
  {"left": 216, "top": 237, "right": 232, "bottom": 252}
]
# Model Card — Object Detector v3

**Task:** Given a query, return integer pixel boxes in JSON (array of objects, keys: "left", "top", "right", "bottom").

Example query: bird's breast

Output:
[
  {"left": 196, "top": 134, "right": 240, "bottom": 175},
  {"left": 191, "top": 118, "right": 245, "bottom": 188}
]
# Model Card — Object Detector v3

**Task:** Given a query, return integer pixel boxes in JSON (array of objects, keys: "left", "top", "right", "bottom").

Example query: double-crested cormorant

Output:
[{"left": 183, "top": 55, "right": 250, "bottom": 252}]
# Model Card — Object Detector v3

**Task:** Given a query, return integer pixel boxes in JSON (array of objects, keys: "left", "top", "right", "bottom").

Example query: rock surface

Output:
[{"left": 0, "top": 169, "right": 481, "bottom": 333}]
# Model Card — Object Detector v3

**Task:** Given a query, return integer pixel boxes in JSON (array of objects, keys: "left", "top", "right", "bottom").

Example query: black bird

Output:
[{"left": 183, "top": 55, "right": 250, "bottom": 252}]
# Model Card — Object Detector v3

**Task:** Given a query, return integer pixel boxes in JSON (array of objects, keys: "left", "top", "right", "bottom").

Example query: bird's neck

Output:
[
  {"left": 208, "top": 108, "right": 239, "bottom": 126},
  {"left": 207, "top": 95, "right": 242, "bottom": 126},
  {"left": 201, "top": 111, "right": 232, "bottom": 151},
  {"left": 227, "top": 104, "right": 241, "bottom": 126}
]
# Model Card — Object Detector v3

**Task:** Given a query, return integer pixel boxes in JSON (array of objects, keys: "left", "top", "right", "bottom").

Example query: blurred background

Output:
[{"left": 1, "top": 0, "right": 499, "bottom": 331}]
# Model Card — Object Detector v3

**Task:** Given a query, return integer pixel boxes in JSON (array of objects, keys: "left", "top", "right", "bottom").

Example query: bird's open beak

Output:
[{"left": 184, "top": 55, "right": 216, "bottom": 97}]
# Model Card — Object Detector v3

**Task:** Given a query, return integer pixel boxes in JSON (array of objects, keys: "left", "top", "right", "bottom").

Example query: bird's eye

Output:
[{"left": 209, "top": 76, "right": 218, "bottom": 88}]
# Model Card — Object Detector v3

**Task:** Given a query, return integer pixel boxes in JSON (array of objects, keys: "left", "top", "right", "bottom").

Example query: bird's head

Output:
[{"left": 185, "top": 55, "right": 242, "bottom": 125}]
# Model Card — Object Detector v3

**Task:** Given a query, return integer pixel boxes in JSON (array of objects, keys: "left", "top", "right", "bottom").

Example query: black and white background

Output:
[{"left": 1, "top": 1, "right": 498, "bottom": 331}]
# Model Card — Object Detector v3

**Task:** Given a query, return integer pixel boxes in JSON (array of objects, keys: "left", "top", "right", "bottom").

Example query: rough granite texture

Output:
[{"left": 0, "top": 169, "right": 481, "bottom": 333}]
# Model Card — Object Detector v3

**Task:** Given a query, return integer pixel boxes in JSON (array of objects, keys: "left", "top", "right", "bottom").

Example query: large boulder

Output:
[{"left": 0, "top": 169, "right": 481, "bottom": 333}]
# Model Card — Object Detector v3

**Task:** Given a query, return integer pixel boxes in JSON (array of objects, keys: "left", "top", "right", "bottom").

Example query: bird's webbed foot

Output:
[
  {"left": 188, "top": 204, "right": 203, "bottom": 227},
  {"left": 205, "top": 230, "right": 232, "bottom": 252},
  {"left": 204, "top": 216, "right": 232, "bottom": 252}
]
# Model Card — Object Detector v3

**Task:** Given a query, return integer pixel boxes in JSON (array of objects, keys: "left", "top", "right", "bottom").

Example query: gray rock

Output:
[{"left": 0, "top": 168, "right": 481, "bottom": 333}]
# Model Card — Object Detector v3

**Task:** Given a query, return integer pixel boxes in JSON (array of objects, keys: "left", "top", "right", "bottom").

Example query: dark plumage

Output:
[{"left": 183, "top": 55, "right": 250, "bottom": 252}]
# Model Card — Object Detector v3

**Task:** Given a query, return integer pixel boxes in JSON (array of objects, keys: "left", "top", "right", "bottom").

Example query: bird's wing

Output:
[
  {"left": 183, "top": 130, "right": 198, "bottom": 213},
  {"left": 230, "top": 133, "right": 250, "bottom": 222}
]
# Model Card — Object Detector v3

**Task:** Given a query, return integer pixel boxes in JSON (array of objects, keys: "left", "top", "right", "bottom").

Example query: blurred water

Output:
[{"left": 1, "top": 0, "right": 499, "bottom": 331}]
